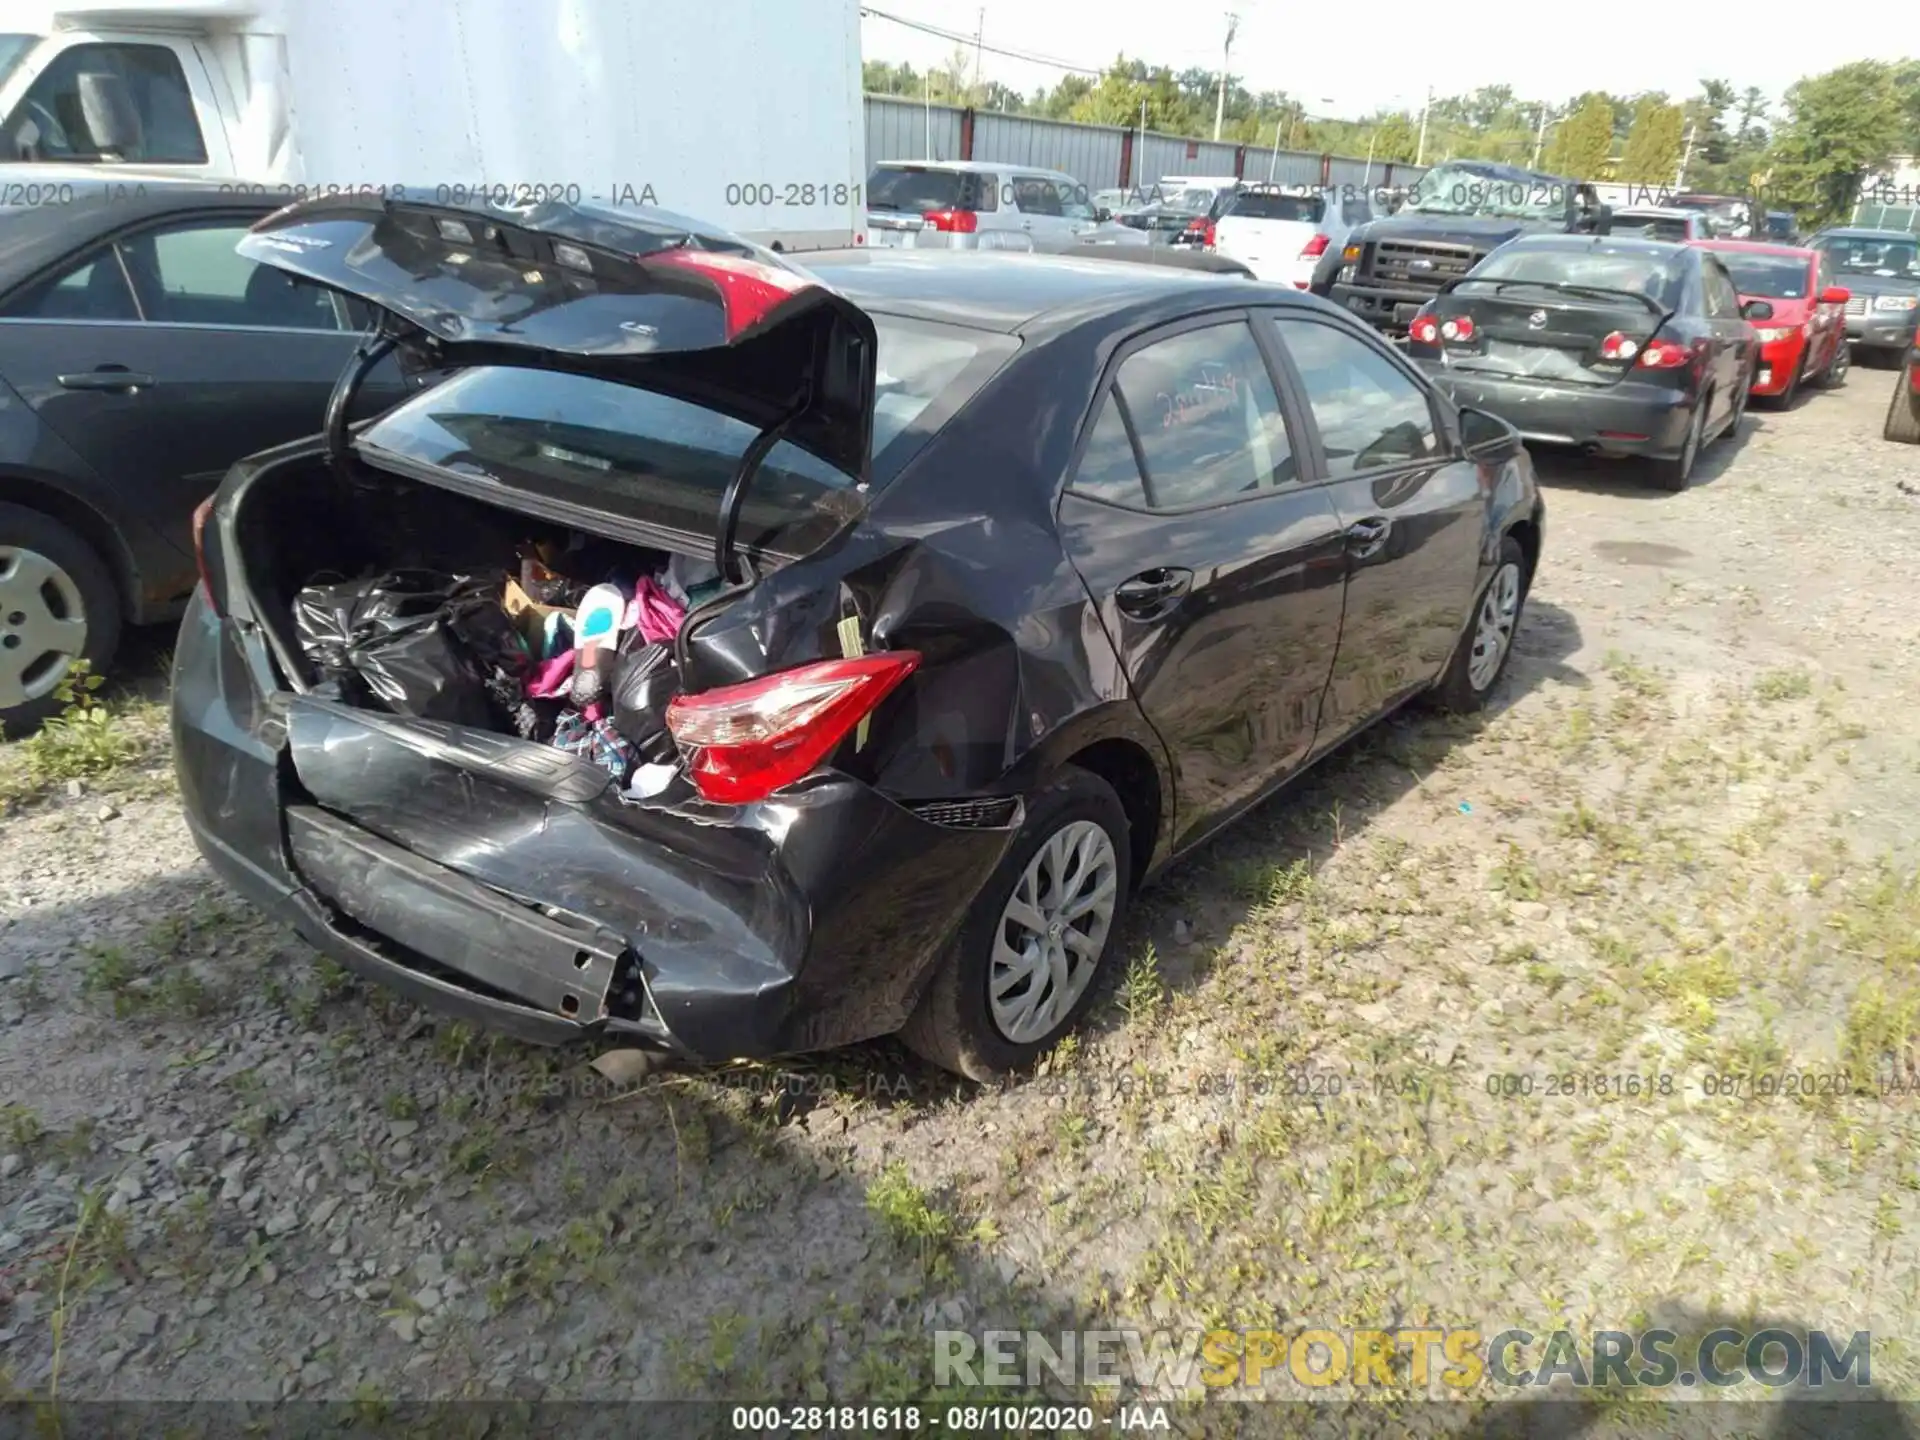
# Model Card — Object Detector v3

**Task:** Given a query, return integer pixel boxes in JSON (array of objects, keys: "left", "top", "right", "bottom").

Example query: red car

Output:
[
  {"left": 1691, "top": 239, "right": 1851, "bottom": 405},
  {"left": 1887, "top": 333, "right": 1920, "bottom": 444}
]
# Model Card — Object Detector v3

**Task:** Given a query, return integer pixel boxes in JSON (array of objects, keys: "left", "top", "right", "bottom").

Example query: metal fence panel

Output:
[
  {"left": 1241, "top": 148, "right": 1322, "bottom": 187},
  {"left": 865, "top": 94, "right": 965, "bottom": 165},
  {"left": 970, "top": 111, "right": 1127, "bottom": 191}
]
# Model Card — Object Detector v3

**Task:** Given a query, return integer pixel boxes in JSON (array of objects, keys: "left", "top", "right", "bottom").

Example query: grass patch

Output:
[
  {"left": 0, "top": 664, "right": 157, "bottom": 809},
  {"left": 1753, "top": 667, "right": 1813, "bottom": 704}
]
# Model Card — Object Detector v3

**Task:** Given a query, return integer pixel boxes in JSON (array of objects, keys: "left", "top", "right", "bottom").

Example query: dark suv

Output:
[{"left": 1329, "top": 160, "right": 1613, "bottom": 336}]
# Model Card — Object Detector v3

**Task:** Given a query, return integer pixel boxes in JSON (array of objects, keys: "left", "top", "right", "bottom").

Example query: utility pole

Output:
[
  {"left": 1213, "top": 12, "right": 1238, "bottom": 142},
  {"left": 1532, "top": 104, "right": 1550, "bottom": 169},
  {"left": 1415, "top": 85, "right": 1434, "bottom": 167},
  {"left": 1675, "top": 115, "right": 1697, "bottom": 191},
  {"left": 973, "top": 9, "right": 984, "bottom": 100}
]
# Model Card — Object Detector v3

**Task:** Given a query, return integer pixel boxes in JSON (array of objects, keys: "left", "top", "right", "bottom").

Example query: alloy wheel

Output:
[
  {"left": 1466, "top": 561, "right": 1522, "bottom": 693},
  {"left": 1829, "top": 342, "right": 1850, "bottom": 386},
  {"left": 988, "top": 819, "right": 1120, "bottom": 1045},
  {"left": 0, "top": 546, "right": 88, "bottom": 710}
]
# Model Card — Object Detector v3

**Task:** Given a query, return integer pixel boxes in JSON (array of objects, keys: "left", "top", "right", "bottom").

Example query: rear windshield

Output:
[
  {"left": 1468, "top": 245, "right": 1683, "bottom": 303},
  {"left": 1610, "top": 214, "right": 1691, "bottom": 241},
  {"left": 1714, "top": 254, "right": 1811, "bottom": 299},
  {"left": 355, "top": 317, "right": 1018, "bottom": 556},
  {"left": 868, "top": 166, "right": 977, "bottom": 214},
  {"left": 1228, "top": 192, "right": 1326, "bottom": 223}
]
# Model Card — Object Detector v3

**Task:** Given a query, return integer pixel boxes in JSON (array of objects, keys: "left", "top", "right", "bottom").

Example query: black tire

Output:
[
  {"left": 1819, "top": 340, "right": 1850, "bottom": 390},
  {"left": 1726, "top": 367, "right": 1751, "bottom": 435},
  {"left": 1430, "top": 535, "right": 1529, "bottom": 714},
  {"left": 0, "top": 503, "right": 121, "bottom": 737},
  {"left": 1887, "top": 358, "right": 1920, "bottom": 445},
  {"left": 900, "top": 765, "right": 1133, "bottom": 1082},
  {"left": 1775, "top": 363, "right": 1801, "bottom": 411},
  {"left": 1652, "top": 395, "right": 1706, "bottom": 492}
]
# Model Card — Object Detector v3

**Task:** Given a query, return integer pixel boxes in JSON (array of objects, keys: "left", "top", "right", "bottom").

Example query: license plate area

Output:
[{"left": 286, "top": 805, "right": 624, "bottom": 1023}]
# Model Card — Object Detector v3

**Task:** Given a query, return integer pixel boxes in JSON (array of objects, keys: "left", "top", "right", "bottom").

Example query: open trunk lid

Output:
[
  {"left": 1429, "top": 279, "right": 1671, "bottom": 389},
  {"left": 237, "top": 195, "right": 879, "bottom": 481}
]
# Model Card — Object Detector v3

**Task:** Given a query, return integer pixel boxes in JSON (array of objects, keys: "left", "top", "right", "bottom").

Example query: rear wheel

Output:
[
  {"left": 1431, "top": 535, "right": 1528, "bottom": 714},
  {"left": 1653, "top": 395, "right": 1706, "bottom": 492},
  {"left": 1887, "top": 357, "right": 1920, "bottom": 444},
  {"left": 0, "top": 504, "right": 121, "bottom": 736},
  {"left": 900, "top": 765, "right": 1132, "bottom": 1082}
]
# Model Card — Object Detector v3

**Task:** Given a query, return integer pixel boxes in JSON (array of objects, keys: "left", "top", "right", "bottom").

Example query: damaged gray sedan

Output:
[{"left": 175, "top": 195, "right": 1542, "bottom": 1080}]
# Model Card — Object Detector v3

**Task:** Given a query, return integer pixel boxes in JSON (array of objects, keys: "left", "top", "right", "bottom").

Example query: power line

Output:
[{"left": 860, "top": 8, "right": 1105, "bottom": 76}]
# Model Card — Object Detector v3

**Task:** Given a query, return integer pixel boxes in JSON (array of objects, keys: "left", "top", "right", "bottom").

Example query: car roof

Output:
[
  {"left": 1816, "top": 228, "right": 1919, "bottom": 241},
  {"left": 0, "top": 183, "right": 276, "bottom": 292},
  {"left": 800, "top": 249, "right": 1292, "bottom": 335},
  {"left": 1615, "top": 207, "right": 1695, "bottom": 219},
  {"left": 1425, "top": 159, "right": 1570, "bottom": 185},
  {"left": 1693, "top": 239, "right": 1814, "bottom": 259}
]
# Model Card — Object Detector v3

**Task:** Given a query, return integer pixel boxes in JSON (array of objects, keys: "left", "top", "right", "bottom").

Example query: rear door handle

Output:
[
  {"left": 57, "top": 366, "right": 154, "bottom": 393},
  {"left": 1114, "top": 567, "right": 1193, "bottom": 618},
  {"left": 1345, "top": 516, "right": 1392, "bottom": 558}
]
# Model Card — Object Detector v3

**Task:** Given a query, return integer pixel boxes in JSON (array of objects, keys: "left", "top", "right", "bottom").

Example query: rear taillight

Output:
[
  {"left": 922, "top": 208, "right": 978, "bottom": 234},
  {"left": 1636, "top": 337, "right": 1694, "bottom": 369},
  {"left": 666, "top": 652, "right": 921, "bottom": 805},
  {"left": 648, "top": 249, "right": 810, "bottom": 340},
  {"left": 1299, "top": 232, "right": 1330, "bottom": 260},
  {"left": 1409, "top": 315, "right": 1440, "bottom": 346},
  {"left": 191, "top": 495, "right": 223, "bottom": 616},
  {"left": 1599, "top": 331, "right": 1642, "bottom": 362},
  {"left": 1440, "top": 315, "right": 1475, "bottom": 342},
  {"left": 1185, "top": 217, "right": 1217, "bottom": 248}
]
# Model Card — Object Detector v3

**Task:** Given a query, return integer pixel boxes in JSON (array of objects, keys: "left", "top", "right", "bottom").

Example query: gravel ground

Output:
[{"left": 2, "top": 368, "right": 1919, "bottom": 1430}]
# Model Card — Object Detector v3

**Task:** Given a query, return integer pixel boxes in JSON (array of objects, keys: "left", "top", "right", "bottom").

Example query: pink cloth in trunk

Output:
[
  {"left": 525, "top": 650, "right": 576, "bottom": 698},
  {"left": 626, "top": 577, "right": 686, "bottom": 645}
]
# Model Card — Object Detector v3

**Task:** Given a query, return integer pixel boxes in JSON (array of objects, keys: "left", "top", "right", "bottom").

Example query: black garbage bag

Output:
[
  {"left": 292, "top": 570, "right": 516, "bottom": 728},
  {"left": 607, "top": 641, "right": 682, "bottom": 765}
]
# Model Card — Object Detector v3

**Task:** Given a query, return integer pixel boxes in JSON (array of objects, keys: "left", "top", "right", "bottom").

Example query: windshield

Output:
[
  {"left": 1466, "top": 244, "right": 1682, "bottom": 303},
  {"left": 0, "top": 34, "right": 35, "bottom": 89},
  {"left": 1407, "top": 163, "right": 1569, "bottom": 220},
  {"left": 356, "top": 317, "right": 1018, "bottom": 553},
  {"left": 1818, "top": 236, "right": 1920, "bottom": 278},
  {"left": 1228, "top": 192, "right": 1326, "bottom": 223},
  {"left": 1715, "top": 254, "right": 1812, "bottom": 299}
]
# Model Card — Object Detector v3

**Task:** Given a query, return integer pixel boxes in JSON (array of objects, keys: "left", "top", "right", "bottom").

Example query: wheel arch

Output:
[{"left": 0, "top": 470, "right": 142, "bottom": 623}]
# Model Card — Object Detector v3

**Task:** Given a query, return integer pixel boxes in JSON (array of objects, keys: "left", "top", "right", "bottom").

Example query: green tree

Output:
[
  {"left": 1619, "top": 97, "right": 1685, "bottom": 183},
  {"left": 1370, "top": 113, "right": 1419, "bottom": 164},
  {"left": 1734, "top": 86, "right": 1770, "bottom": 148},
  {"left": 1766, "top": 60, "right": 1908, "bottom": 223},
  {"left": 1693, "top": 79, "right": 1737, "bottom": 164},
  {"left": 1546, "top": 94, "right": 1614, "bottom": 179}
]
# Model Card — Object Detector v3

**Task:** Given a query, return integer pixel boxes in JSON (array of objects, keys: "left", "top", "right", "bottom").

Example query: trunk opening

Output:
[{"left": 229, "top": 450, "right": 748, "bottom": 788}]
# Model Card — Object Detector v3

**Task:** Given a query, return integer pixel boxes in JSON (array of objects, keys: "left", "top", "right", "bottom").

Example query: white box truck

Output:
[{"left": 0, "top": 0, "right": 867, "bottom": 249}]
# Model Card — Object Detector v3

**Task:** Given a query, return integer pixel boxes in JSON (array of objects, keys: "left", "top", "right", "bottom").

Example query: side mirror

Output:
[
  {"left": 1821, "top": 286, "right": 1851, "bottom": 305},
  {"left": 1094, "top": 207, "right": 1113, "bottom": 223},
  {"left": 1458, "top": 405, "right": 1520, "bottom": 456},
  {"left": 76, "top": 70, "right": 143, "bottom": 159},
  {"left": 1741, "top": 299, "right": 1774, "bottom": 322}
]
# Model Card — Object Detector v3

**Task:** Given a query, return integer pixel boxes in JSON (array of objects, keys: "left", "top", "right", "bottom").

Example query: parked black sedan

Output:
[
  {"left": 1407, "top": 234, "right": 1761, "bottom": 490},
  {"left": 177, "top": 196, "right": 1543, "bottom": 1081},
  {"left": 0, "top": 184, "right": 406, "bottom": 729}
]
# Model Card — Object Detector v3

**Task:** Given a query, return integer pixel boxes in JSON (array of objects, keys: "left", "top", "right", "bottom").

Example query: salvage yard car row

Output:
[{"left": 1, "top": 175, "right": 1911, "bottom": 1089}]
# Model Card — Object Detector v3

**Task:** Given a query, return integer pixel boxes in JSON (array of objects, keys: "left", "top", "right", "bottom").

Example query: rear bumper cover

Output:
[
  {"left": 1424, "top": 368, "right": 1693, "bottom": 457},
  {"left": 1750, "top": 335, "right": 1808, "bottom": 396},
  {"left": 172, "top": 597, "right": 1020, "bottom": 1061}
]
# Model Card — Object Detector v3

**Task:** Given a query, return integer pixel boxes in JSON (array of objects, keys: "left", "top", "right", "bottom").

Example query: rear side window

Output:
[
  {"left": 130, "top": 221, "right": 349, "bottom": 329},
  {"left": 0, "top": 42, "right": 206, "bottom": 163},
  {"left": 1269, "top": 318, "right": 1438, "bottom": 477},
  {"left": 1069, "top": 321, "right": 1296, "bottom": 509},
  {"left": 1231, "top": 192, "right": 1327, "bottom": 223},
  {"left": 1012, "top": 177, "right": 1063, "bottom": 217}
]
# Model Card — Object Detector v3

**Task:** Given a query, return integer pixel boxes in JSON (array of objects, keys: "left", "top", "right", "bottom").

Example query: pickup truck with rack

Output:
[{"left": 1328, "top": 160, "right": 1612, "bottom": 337}]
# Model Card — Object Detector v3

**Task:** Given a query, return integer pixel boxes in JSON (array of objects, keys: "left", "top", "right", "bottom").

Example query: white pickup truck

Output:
[{"left": 0, "top": 0, "right": 867, "bottom": 249}]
